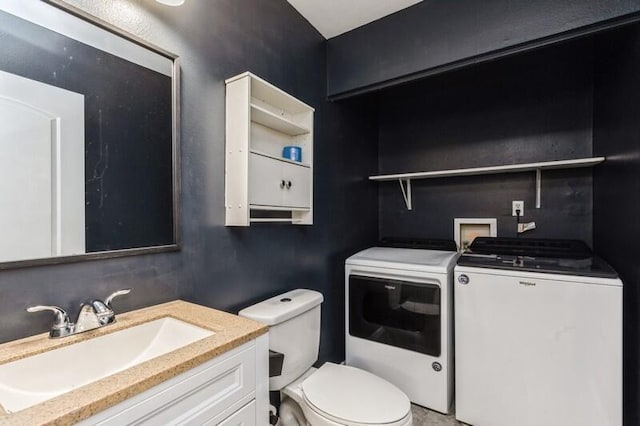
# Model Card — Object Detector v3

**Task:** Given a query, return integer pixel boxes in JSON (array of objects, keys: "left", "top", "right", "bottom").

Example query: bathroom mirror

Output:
[{"left": 0, "top": 1, "right": 180, "bottom": 269}]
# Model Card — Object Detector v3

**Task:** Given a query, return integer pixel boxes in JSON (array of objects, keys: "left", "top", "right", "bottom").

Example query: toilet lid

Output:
[{"left": 301, "top": 363, "right": 410, "bottom": 425}]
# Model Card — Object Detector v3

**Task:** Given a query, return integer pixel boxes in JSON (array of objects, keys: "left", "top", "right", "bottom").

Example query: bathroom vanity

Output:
[{"left": 0, "top": 301, "right": 268, "bottom": 425}]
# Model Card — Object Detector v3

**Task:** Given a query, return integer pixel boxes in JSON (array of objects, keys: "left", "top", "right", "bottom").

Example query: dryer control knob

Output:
[
  {"left": 458, "top": 274, "right": 470, "bottom": 285},
  {"left": 432, "top": 362, "right": 442, "bottom": 372}
]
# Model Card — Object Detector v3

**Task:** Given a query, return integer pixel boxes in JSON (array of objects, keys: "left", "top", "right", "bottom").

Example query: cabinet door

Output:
[
  {"left": 281, "top": 162, "right": 310, "bottom": 209},
  {"left": 213, "top": 401, "right": 255, "bottom": 426},
  {"left": 248, "top": 153, "right": 284, "bottom": 207}
]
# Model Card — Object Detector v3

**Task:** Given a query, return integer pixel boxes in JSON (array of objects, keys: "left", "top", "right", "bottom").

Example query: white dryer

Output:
[
  {"left": 345, "top": 241, "right": 459, "bottom": 414},
  {"left": 455, "top": 237, "right": 622, "bottom": 426}
]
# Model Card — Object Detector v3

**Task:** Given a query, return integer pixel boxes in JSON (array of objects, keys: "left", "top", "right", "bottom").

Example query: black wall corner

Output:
[{"left": 593, "top": 23, "right": 640, "bottom": 426}]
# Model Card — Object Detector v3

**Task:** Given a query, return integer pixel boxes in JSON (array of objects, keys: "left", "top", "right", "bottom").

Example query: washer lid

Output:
[
  {"left": 346, "top": 247, "right": 459, "bottom": 273},
  {"left": 301, "top": 363, "right": 410, "bottom": 425}
]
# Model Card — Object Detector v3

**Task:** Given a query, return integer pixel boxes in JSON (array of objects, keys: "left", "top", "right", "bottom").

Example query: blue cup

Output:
[{"left": 282, "top": 146, "right": 302, "bottom": 162}]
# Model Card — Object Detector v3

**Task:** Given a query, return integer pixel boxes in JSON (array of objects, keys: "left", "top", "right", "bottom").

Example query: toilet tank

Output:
[{"left": 239, "top": 289, "right": 323, "bottom": 390}]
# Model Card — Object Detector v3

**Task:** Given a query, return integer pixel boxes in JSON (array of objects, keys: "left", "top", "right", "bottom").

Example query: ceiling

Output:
[{"left": 286, "top": 0, "right": 423, "bottom": 39}]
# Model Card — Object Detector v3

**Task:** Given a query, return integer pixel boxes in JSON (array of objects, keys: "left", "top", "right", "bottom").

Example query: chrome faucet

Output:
[{"left": 26, "top": 289, "right": 131, "bottom": 338}]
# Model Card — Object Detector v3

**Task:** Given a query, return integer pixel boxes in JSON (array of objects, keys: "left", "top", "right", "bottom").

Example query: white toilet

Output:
[{"left": 239, "top": 289, "right": 413, "bottom": 426}]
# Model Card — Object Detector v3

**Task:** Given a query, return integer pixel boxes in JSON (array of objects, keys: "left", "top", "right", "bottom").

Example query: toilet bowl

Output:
[{"left": 239, "top": 289, "right": 413, "bottom": 426}]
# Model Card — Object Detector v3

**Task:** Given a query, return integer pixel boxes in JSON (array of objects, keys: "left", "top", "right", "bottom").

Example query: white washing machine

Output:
[
  {"left": 345, "top": 241, "right": 459, "bottom": 414},
  {"left": 455, "top": 237, "right": 622, "bottom": 426}
]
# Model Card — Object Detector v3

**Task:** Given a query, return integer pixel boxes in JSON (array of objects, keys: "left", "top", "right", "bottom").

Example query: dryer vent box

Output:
[{"left": 454, "top": 218, "right": 497, "bottom": 251}]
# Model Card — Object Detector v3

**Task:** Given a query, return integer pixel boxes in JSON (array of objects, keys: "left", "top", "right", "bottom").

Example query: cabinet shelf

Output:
[
  {"left": 249, "top": 218, "right": 297, "bottom": 223},
  {"left": 250, "top": 205, "right": 311, "bottom": 212},
  {"left": 249, "top": 149, "right": 310, "bottom": 168},
  {"left": 250, "top": 103, "right": 310, "bottom": 136},
  {"left": 369, "top": 157, "right": 605, "bottom": 210}
]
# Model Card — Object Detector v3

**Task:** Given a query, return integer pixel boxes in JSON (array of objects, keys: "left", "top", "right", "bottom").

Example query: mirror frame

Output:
[{"left": 0, "top": 0, "right": 181, "bottom": 270}]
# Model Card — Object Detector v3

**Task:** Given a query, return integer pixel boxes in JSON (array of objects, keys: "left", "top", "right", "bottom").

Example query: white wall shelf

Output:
[
  {"left": 369, "top": 157, "right": 605, "bottom": 210},
  {"left": 226, "top": 72, "right": 314, "bottom": 226}
]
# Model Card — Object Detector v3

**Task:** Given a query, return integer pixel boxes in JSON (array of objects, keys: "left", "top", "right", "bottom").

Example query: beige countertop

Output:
[{"left": 0, "top": 300, "right": 268, "bottom": 425}]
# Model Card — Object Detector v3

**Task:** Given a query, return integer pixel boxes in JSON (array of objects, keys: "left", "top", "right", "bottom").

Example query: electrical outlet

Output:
[{"left": 512, "top": 200, "right": 524, "bottom": 217}]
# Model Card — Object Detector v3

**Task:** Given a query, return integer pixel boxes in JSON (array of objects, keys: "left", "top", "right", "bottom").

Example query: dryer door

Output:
[{"left": 349, "top": 275, "right": 441, "bottom": 356}]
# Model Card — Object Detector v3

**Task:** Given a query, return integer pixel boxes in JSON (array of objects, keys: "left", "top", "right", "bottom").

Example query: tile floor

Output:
[{"left": 411, "top": 404, "right": 466, "bottom": 426}]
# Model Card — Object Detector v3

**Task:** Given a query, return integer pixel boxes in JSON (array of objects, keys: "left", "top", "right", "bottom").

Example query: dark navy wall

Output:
[
  {"left": 0, "top": 0, "right": 379, "bottom": 365},
  {"left": 377, "top": 38, "right": 595, "bottom": 244},
  {"left": 327, "top": 0, "right": 640, "bottom": 98},
  {"left": 593, "top": 23, "right": 640, "bottom": 426}
]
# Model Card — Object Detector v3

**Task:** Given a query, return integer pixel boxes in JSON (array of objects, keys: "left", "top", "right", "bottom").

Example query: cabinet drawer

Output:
[
  {"left": 82, "top": 342, "right": 256, "bottom": 426},
  {"left": 212, "top": 401, "right": 255, "bottom": 426}
]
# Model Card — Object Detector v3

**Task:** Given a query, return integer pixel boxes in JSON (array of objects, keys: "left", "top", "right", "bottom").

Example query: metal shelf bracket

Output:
[
  {"left": 535, "top": 168, "right": 542, "bottom": 209},
  {"left": 398, "top": 178, "right": 412, "bottom": 210},
  {"left": 396, "top": 170, "right": 543, "bottom": 211}
]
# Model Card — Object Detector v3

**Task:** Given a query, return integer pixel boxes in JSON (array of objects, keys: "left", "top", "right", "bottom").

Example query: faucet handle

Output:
[
  {"left": 104, "top": 289, "right": 131, "bottom": 307},
  {"left": 26, "top": 305, "right": 70, "bottom": 330}
]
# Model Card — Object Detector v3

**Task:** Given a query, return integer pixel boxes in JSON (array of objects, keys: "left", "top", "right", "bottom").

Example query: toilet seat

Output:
[{"left": 300, "top": 363, "right": 411, "bottom": 426}]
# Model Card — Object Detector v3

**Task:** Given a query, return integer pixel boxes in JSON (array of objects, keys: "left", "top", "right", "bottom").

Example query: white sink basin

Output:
[{"left": 0, "top": 317, "right": 214, "bottom": 413}]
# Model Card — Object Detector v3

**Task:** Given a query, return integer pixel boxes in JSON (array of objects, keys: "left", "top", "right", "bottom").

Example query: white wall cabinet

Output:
[
  {"left": 225, "top": 72, "right": 314, "bottom": 226},
  {"left": 79, "top": 335, "right": 269, "bottom": 426}
]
